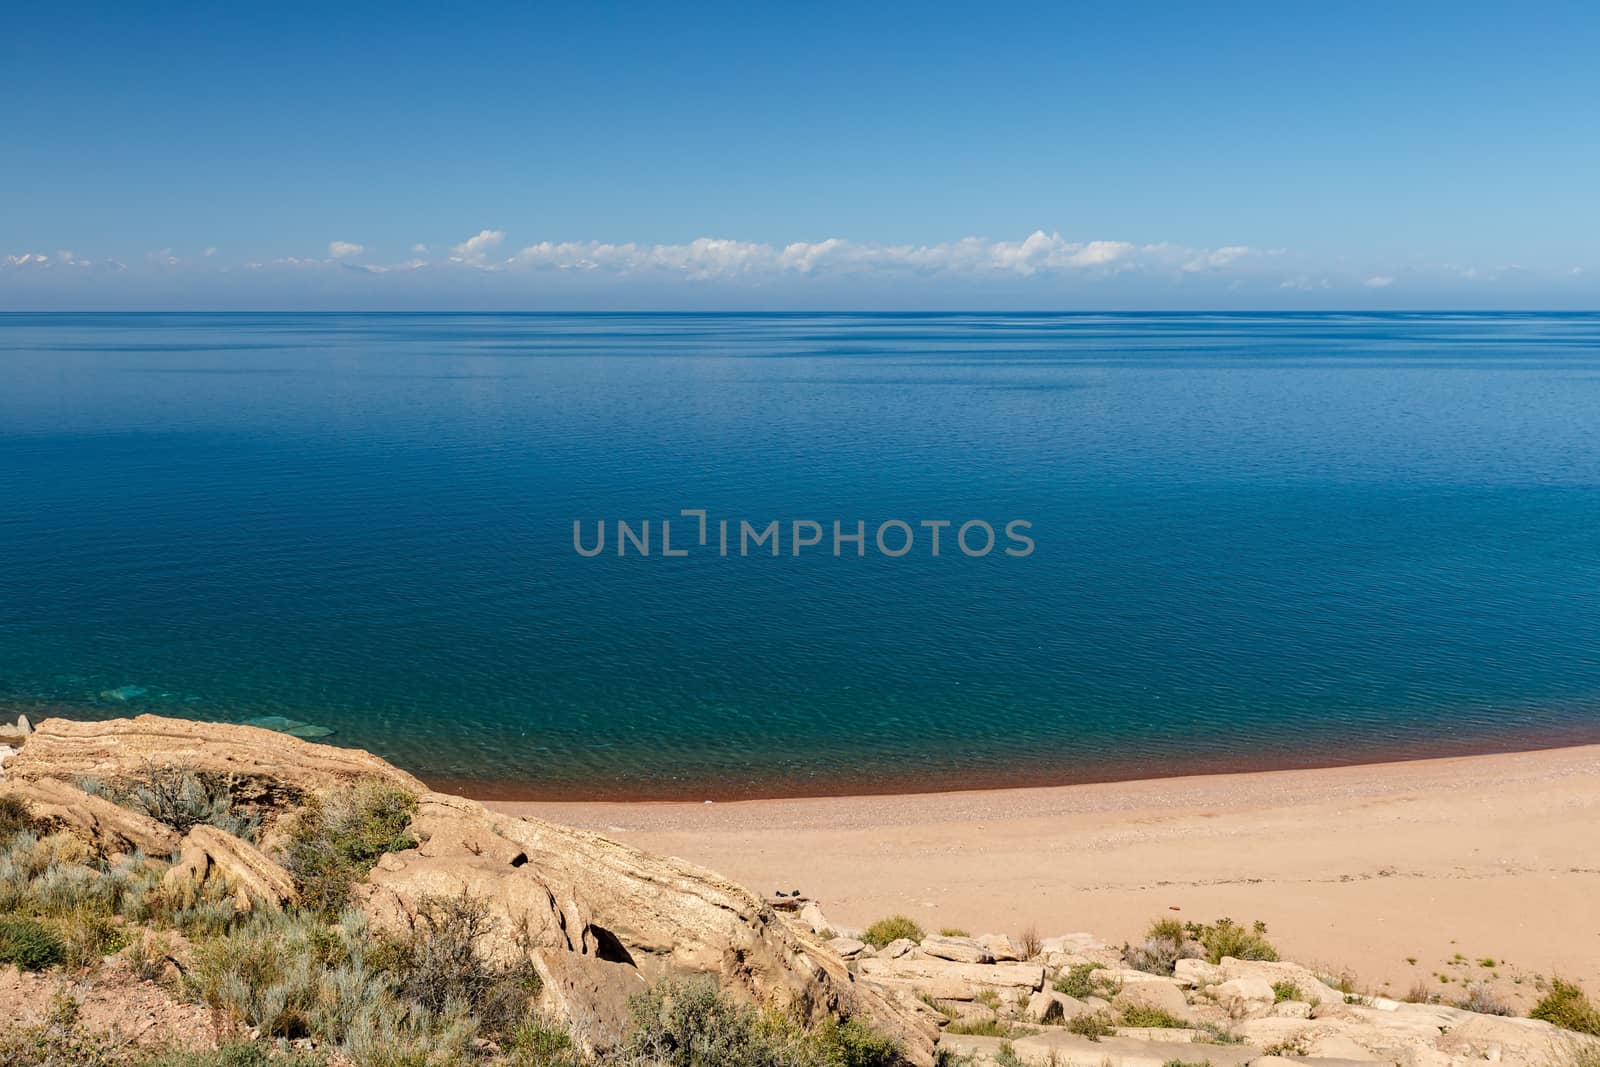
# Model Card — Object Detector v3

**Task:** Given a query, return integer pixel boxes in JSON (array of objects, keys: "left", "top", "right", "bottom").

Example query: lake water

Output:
[{"left": 2, "top": 312, "right": 1598, "bottom": 798}]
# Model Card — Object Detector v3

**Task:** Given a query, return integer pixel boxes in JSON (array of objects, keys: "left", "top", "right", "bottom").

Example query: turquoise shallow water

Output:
[{"left": 2, "top": 312, "right": 1598, "bottom": 798}]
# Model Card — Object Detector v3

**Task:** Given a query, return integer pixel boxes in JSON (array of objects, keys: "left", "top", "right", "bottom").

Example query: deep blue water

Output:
[{"left": 2, "top": 312, "right": 1598, "bottom": 798}]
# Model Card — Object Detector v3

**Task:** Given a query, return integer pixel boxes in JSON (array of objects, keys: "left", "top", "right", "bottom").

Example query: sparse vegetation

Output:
[
  {"left": 861, "top": 914, "right": 924, "bottom": 948},
  {"left": 1119, "top": 1003, "right": 1187, "bottom": 1028},
  {"left": 280, "top": 779, "right": 418, "bottom": 912},
  {"left": 1272, "top": 980, "right": 1303, "bottom": 1003},
  {"left": 1187, "top": 917, "right": 1278, "bottom": 964},
  {"left": 1193, "top": 1022, "right": 1246, "bottom": 1045},
  {"left": 1053, "top": 961, "right": 1115, "bottom": 999},
  {"left": 1065, "top": 1011, "right": 1115, "bottom": 1041},
  {"left": 936, "top": 927, "right": 970, "bottom": 938},
  {"left": 0, "top": 794, "right": 46, "bottom": 842},
  {"left": 1017, "top": 924, "right": 1040, "bottom": 959},
  {"left": 90, "top": 765, "right": 262, "bottom": 840},
  {"left": 1458, "top": 982, "right": 1514, "bottom": 1016},
  {"left": 1125, "top": 917, "right": 1196, "bottom": 974},
  {"left": 1532, "top": 979, "right": 1600, "bottom": 1036},
  {"left": 624, "top": 976, "right": 902, "bottom": 1067},
  {"left": 942, "top": 1019, "right": 1035, "bottom": 1039},
  {"left": 0, "top": 913, "right": 67, "bottom": 970}
]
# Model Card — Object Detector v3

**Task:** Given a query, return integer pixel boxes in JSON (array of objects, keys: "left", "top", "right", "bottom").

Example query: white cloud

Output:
[
  {"left": 451, "top": 229, "right": 506, "bottom": 266},
  {"left": 328, "top": 241, "right": 365, "bottom": 259},
  {"left": 203, "top": 246, "right": 218, "bottom": 257},
  {"left": 1363, "top": 275, "right": 1395, "bottom": 288},
  {"left": 506, "top": 231, "right": 1270, "bottom": 281},
  {"left": 412, "top": 243, "right": 429, "bottom": 253}
]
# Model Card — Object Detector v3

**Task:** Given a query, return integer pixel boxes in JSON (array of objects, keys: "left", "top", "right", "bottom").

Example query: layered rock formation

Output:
[{"left": 3, "top": 715, "right": 938, "bottom": 1065}]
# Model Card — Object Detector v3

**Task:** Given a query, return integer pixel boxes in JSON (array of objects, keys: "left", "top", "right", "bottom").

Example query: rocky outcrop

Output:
[
  {"left": 855, "top": 956, "right": 1046, "bottom": 999},
  {"left": 161, "top": 824, "right": 297, "bottom": 912},
  {"left": 359, "top": 791, "right": 938, "bottom": 1064},
  {"left": 5, "top": 715, "right": 423, "bottom": 800},
  {"left": 0, "top": 776, "right": 180, "bottom": 854},
  {"left": 530, "top": 948, "right": 649, "bottom": 1055}
]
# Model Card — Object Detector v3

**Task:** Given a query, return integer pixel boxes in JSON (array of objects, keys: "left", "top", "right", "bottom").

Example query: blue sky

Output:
[{"left": 3, "top": 1, "right": 1598, "bottom": 309}]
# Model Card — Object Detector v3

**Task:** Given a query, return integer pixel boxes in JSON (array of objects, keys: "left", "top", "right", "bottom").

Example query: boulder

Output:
[
  {"left": 1217, "top": 956, "right": 1346, "bottom": 1006},
  {"left": 161, "top": 824, "right": 296, "bottom": 912},
  {"left": 1113, "top": 978, "right": 1191, "bottom": 1022},
  {"left": 878, "top": 937, "right": 918, "bottom": 959},
  {"left": 0, "top": 777, "right": 179, "bottom": 854},
  {"left": 921, "top": 935, "right": 992, "bottom": 964},
  {"left": 531, "top": 948, "right": 649, "bottom": 1055},
  {"left": 1213, "top": 977, "right": 1277, "bottom": 1020},
  {"left": 1023, "top": 990, "right": 1056, "bottom": 1023},
  {"left": 826, "top": 936, "right": 868, "bottom": 960},
  {"left": 797, "top": 899, "right": 834, "bottom": 936},
  {"left": 1173, "top": 957, "right": 1224, "bottom": 987},
  {"left": 979, "top": 933, "right": 1021, "bottom": 961}
]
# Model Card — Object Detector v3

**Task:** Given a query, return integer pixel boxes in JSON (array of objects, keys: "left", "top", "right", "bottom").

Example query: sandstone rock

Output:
[
  {"left": 1213, "top": 977, "right": 1277, "bottom": 1020},
  {"left": 1113, "top": 978, "right": 1190, "bottom": 1022},
  {"left": 920, "top": 935, "right": 992, "bottom": 964},
  {"left": 1023, "top": 990, "right": 1056, "bottom": 1023},
  {"left": 1217, "top": 956, "right": 1346, "bottom": 1006},
  {"left": 979, "top": 933, "right": 1021, "bottom": 961},
  {"left": 1173, "top": 957, "right": 1224, "bottom": 987},
  {"left": 945, "top": 1029, "right": 1262, "bottom": 1066},
  {"left": 531, "top": 948, "right": 649, "bottom": 1055},
  {"left": 1269, "top": 999, "right": 1312, "bottom": 1019},
  {"left": 798, "top": 900, "right": 834, "bottom": 936},
  {"left": 361, "top": 791, "right": 936, "bottom": 1065},
  {"left": 1052, "top": 991, "right": 1092, "bottom": 1016},
  {"left": 7, "top": 715, "right": 424, "bottom": 800},
  {"left": 0, "top": 777, "right": 179, "bottom": 854},
  {"left": 857, "top": 956, "right": 1045, "bottom": 996},
  {"left": 826, "top": 936, "right": 868, "bottom": 960},
  {"left": 879, "top": 937, "right": 918, "bottom": 959},
  {"left": 1039, "top": 932, "right": 1105, "bottom": 955},
  {"left": 160, "top": 824, "right": 296, "bottom": 912}
]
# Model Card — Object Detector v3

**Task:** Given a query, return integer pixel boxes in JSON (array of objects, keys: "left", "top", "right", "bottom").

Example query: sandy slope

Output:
[{"left": 489, "top": 744, "right": 1600, "bottom": 1010}]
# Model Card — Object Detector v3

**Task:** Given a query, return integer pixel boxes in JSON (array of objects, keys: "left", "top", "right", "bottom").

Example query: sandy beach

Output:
[{"left": 490, "top": 743, "right": 1600, "bottom": 1011}]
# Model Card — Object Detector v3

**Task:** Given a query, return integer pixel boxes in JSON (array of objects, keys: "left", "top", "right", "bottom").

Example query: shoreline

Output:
[
  {"left": 9, "top": 700, "right": 1600, "bottom": 802},
  {"left": 486, "top": 742, "right": 1600, "bottom": 1010}
]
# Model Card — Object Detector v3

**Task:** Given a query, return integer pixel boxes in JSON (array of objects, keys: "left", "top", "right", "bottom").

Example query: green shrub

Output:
[
  {"left": 1532, "top": 979, "right": 1600, "bottom": 1036},
  {"left": 625, "top": 976, "right": 902, "bottom": 1067},
  {"left": 106, "top": 765, "right": 262, "bottom": 840},
  {"left": 1119, "top": 1003, "right": 1187, "bottom": 1028},
  {"left": 1065, "top": 1012, "right": 1115, "bottom": 1041},
  {"left": 942, "top": 1019, "right": 1034, "bottom": 1038},
  {"left": 1053, "top": 961, "right": 1113, "bottom": 999},
  {"left": 387, "top": 891, "right": 541, "bottom": 1039},
  {"left": 937, "top": 927, "right": 970, "bottom": 938},
  {"left": 1186, "top": 918, "right": 1278, "bottom": 964},
  {"left": 280, "top": 780, "right": 417, "bottom": 912},
  {"left": 1272, "top": 980, "right": 1302, "bottom": 1003},
  {"left": 861, "top": 915, "right": 924, "bottom": 948},
  {"left": 0, "top": 914, "right": 67, "bottom": 971},
  {"left": 503, "top": 1016, "right": 584, "bottom": 1066}
]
